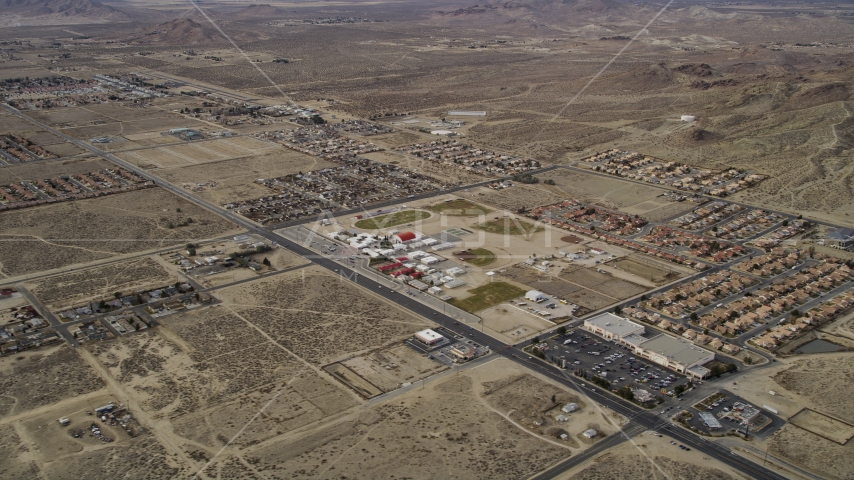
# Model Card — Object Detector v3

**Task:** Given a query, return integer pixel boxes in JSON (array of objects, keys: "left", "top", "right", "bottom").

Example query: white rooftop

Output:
[
  {"left": 415, "top": 329, "right": 443, "bottom": 342},
  {"left": 585, "top": 313, "right": 645, "bottom": 337},
  {"left": 638, "top": 334, "right": 714, "bottom": 367}
]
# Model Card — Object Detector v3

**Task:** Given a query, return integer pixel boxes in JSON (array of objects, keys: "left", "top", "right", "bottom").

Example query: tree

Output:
[
  {"left": 551, "top": 394, "right": 556, "bottom": 404},
  {"left": 703, "top": 329, "right": 709, "bottom": 335},
  {"left": 614, "top": 305, "right": 622, "bottom": 315},
  {"left": 782, "top": 220, "right": 789, "bottom": 227},
  {"left": 640, "top": 294, "right": 647, "bottom": 301},
  {"left": 531, "top": 336, "right": 540, "bottom": 345},
  {"left": 557, "top": 326, "right": 566, "bottom": 335},
  {"left": 617, "top": 385, "right": 634, "bottom": 401},
  {"left": 674, "top": 384, "right": 686, "bottom": 395},
  {"left": 744, "top": 356, "right": 753, "bottom": 365},
  {"left": 690, "top": 312, "right": 698, "bottom": 321},
  {"left": 114, "top": 292, "right": 122, "bottom": 299},
  {"left": 262, "top": 257, "right": 271, "bottom": 266}
]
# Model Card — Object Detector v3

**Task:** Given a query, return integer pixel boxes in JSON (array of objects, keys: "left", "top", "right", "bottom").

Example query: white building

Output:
[
  {"left": 583, "top": 313, "right": 645, "bottom": 342},
  {"left": 525, "top": 290, "right": 547, "bottom": 303},
  {"left": 446, "top": 267, "right": 466, "bottom": 277},
  {"left": 561, "top": 403, "right": 579, "bottom": 413},
  {"left": 633, "top": 334, "right": 714, "bottom": 378},
  {"left": 421, "top": 256, "right": 440, "bottom": 265},
  {"left": 414, "top": 329, "right": 444, "bottom": 346}
]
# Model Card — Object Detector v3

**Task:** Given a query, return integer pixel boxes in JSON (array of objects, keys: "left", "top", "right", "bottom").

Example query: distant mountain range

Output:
[
  {"left": 120, "top": 17, "right": 267, "bottom": 45},
  {"left": 0, "top": 0, "right": 131, "bottom": 25}
]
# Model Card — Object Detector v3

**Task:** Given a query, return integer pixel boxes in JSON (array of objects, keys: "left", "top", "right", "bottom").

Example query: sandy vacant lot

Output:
[
  {"left": 201, "top": 358, "right": 607, "bottom": 480},
  {"left": 0, "top": 345, "right": 104, "bottom": 418},
  {"left": 554, "top": 433, "right": 745, "bottom": 480},
  {"left": 0, "top": 187, "right": 239, "bottom": 277},
  {"left": 340, "top": 344, "right": 448, "bottom": 393},
  {"left": 156, "top": 149, "right": 336, "bottom": 205},
  {"left": 538, "top": 168, "right": 696, "bottom": 222},
  {"left": 93, "top": 310, "right": 358, "bottom": 432},
  {"left": 733, "top": 353, "right": 854, "bottom": 479},
  {"left": 27, "top": 256, "right": 176, "bottom": 310},
  {"left": 118, "top": 136, "right": 281, "bottom": 170},
  {"left": 0, "top": 425, "right": 40, "bottom": 478},
  {"left": 217, "top": 265, "right": 435, "bottom": 366},
  {"left": 477, "top": 184, "right": 566, "bottom": 213}
]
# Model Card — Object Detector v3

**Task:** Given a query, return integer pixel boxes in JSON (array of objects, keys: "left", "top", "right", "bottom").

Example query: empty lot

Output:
[{"left": 0, "top": 187, "right": 239, "bottom": 276}]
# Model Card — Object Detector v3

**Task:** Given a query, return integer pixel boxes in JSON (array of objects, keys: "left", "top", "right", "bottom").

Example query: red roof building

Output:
[{"left": 393, "top": 232, "right": 416, "bottom": 243}]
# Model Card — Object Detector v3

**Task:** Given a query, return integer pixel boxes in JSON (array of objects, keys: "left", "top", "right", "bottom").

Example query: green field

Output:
[
  {"left": 450, "top": 282, "right": 526, "bottom": 313},
  {"left": 354, "top": 210, "right": 430, "bottom": 229},
  {"left": 464, "top": 248, "right": 497, "bottom": 267},
  {"left": 426, "top": 199, "right": 492, "bottom": 216},
  {"left": 474, "top": 218, "right": 544, "bottom": 236}
]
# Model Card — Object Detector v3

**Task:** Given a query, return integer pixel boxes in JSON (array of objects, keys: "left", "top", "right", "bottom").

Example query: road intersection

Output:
[{"left": 2, "top": 104, "right": 798, "bottom": 480}]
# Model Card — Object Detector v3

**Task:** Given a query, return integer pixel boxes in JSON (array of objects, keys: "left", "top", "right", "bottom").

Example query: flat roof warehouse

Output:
[{"left": 635, "top": 334, "right": 714, "bottom": 369}]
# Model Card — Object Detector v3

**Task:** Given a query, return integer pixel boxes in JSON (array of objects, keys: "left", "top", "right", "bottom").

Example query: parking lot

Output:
[
  {"left": 685, "top": 390, "right": 778, "bottom": 436},
  {"left": 536, "top": 326, "right": 694, "bottom": 401}
]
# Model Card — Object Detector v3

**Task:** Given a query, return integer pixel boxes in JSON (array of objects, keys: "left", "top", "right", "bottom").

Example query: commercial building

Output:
[
  {"left": 393, "top": 232, "right": 417, "bottom": 243},
  {"left": 448, "top": 111, "right": 487, "bottom": 116},
  {"left": 525, "top": 290, "right": 547, "bottom": 303},
  {"left": 583, "top": 313, "right": 645, "bottom": 342},
  {"left": 414, "top": 329, "right": 444, "bottom": 346},
  {"left": 825, "top": 227, "right": 854, "bottom": 251},
  {"left": 450, "top": 344, "right": 475, "bottom": 362},
  {"left": 584, "top": 313, "right": 714, "bottom": 378},
  {"left": 633, "top": 334, "right": 714, "bottom": 378}
]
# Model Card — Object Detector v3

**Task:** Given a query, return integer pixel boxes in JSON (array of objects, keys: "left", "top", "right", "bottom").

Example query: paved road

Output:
[
  {"left": 530, "top": 425, "right": 639, "bottom": 480},
  {"left": 15, "top": 285, "right": 78, "bottom": 346},
  {"left": 3, "top": 104, "right": 791, "bottom": 480}
]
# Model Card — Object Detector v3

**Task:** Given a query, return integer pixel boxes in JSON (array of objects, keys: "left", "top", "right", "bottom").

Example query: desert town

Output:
[{"left": 1, "top": 0, "right": 854, "bottom": 479}]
